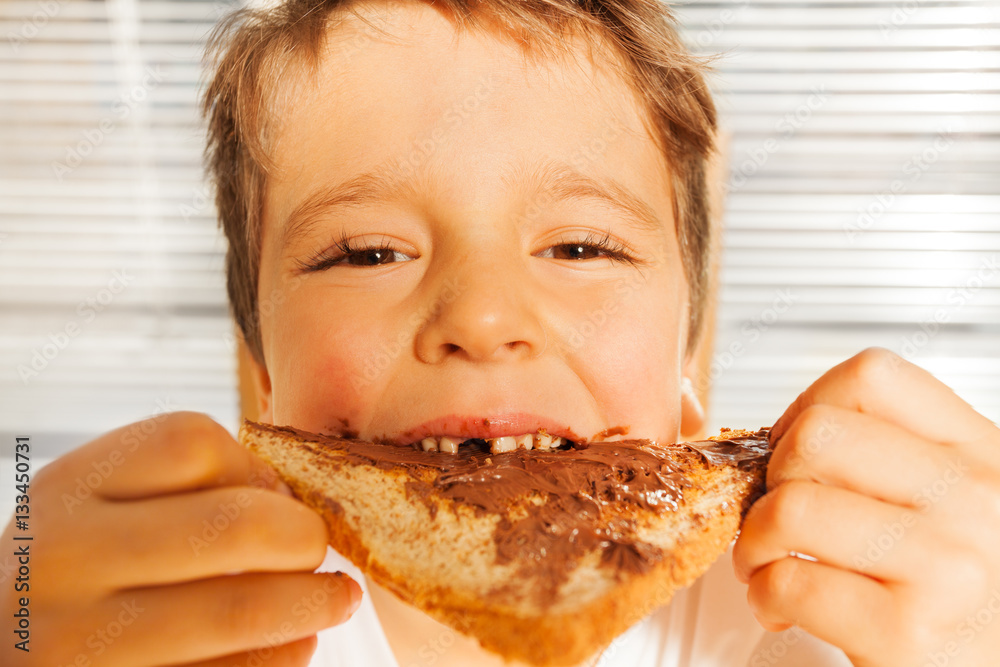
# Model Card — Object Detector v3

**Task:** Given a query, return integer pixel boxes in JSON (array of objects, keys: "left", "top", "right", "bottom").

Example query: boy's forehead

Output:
[{"left": 261, "top": 0, "right": 674, "bottom": 246}]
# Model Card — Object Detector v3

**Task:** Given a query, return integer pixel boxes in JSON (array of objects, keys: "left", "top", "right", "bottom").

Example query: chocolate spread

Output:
[{"left": 260, "top": 424, "right": 772, "bottom": 602}]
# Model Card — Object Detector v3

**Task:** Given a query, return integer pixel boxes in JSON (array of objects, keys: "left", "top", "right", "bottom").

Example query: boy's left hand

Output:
[{"left": 732, "top": 347, "right": 1000, "bottom": 667}]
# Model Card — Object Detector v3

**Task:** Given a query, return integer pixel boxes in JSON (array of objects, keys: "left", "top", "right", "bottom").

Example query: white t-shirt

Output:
[{"left": 310, "top": 546, "right": 853, "bottom": 667}]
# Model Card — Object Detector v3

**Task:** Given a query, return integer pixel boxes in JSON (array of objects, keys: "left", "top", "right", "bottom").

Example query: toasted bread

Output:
[{"left": 239, "top": 421, "right": 771, "bottom": 666}]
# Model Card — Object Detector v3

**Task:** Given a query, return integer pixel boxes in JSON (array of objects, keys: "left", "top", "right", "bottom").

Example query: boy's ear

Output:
[
  {"left": 250, "top": 354, "right": 274, "bottom": 424},
  {"left": 237, "top": 334, "right": 273, "bottom": 424},
  {"left": 679, "top": 357, "right": 706, "bottom": 441}
]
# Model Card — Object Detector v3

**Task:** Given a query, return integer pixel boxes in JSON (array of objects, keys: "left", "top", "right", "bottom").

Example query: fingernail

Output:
[{"left": 275, "top": 479, "right": 295, "bottom": 497}]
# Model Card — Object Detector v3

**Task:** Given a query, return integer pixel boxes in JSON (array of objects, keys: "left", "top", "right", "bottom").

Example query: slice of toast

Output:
[{"left": 239, "top": 421, "right": 771, "bottom": 666}]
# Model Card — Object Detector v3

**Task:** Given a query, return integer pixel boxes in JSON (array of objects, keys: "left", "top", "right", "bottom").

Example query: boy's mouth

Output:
[
  {"left": 417, "top": 432, "right": 571, "bottom": 454},
  {"left": 395, "top": 413, "right": 588, "bottom": 455}
]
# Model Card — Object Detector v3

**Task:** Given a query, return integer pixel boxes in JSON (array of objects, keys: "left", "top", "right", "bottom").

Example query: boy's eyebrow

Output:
[{"left": 280, "top": 158, "right": 663, "bottom": 250}]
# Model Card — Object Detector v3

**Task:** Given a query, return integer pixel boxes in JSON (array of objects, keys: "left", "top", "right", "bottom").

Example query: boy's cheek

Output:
[
  {"left": 570, "top": 310, "right": 684, "bottom": 441},
  {"left": 268, "top": 309, "right": 380, "bottom": 431}
]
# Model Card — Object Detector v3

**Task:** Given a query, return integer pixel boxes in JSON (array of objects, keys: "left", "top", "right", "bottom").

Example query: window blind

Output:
[
  {"left": 0, "top": 0, "right": 238, "bottom": 454},
  {"left": 675, "top": 0, "right": 1000, "bottom": 429}
]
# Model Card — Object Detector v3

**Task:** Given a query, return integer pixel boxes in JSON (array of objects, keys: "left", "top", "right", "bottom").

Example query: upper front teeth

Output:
[
  {"left": 439, "top": 436, "right": 461, "bottom": 453},
  {"left": 418, "top": 433, "right": 565, "bottom": 454},
  {"left": 492, "top": 436, "right": 516, "bottom": 453}
]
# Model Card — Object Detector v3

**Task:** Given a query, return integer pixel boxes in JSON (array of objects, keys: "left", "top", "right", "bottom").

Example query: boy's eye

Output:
[
  {"left": 297, "top": 237, "right": 416, "bottom": 273},
  {"left": 549, "top": 243, "right": 605, "bottom": 261},
  {"left": 535, "top": 232, "right": 639, "bottom": 266},
  {"left": 344, "top": 248, "right": 408, "bottom": 266}
]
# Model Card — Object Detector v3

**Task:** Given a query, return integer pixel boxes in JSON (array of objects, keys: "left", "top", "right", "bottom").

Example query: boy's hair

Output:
[{"left": 202, "top": 0, "right": 717, "bottom": 366}]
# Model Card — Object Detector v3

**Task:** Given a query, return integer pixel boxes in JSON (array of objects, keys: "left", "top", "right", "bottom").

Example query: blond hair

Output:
[{"left": 202, "top": 0, "right": 717, "bottom": 365}]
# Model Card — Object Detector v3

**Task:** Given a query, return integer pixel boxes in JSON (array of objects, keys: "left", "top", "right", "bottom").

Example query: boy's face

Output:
[{"left": 252, "top": 1, "right": 701, "bottom": 446}]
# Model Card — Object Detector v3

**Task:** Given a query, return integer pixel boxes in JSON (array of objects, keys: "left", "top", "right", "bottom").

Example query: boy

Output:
[{"left": 4, "top": 0, "right": 998, "bottom": 665}]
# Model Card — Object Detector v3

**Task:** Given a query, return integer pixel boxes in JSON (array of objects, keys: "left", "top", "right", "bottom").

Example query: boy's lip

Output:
[{"left": 395, "top": 413, "right": 585, "bottom": 447}]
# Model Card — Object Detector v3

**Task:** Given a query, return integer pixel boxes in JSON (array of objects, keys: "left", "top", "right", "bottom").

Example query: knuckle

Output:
[
  {"left": 796, "top": 404, "right": 837, "bottom": 438},
  {"left": 162, "top": 411, "right": 229, "bottom": 444},
  {"left": 782, "top": 405, "right": 836, "bottom": 463},
  {"left": 160, "top": 413, "right": 233, "bottom": 482},
  {"left": 764, "top": 481, "right": 813, "bottom": 534},
  {"left": 760, "top": 557, "right": 802, "bottom": 602},
  {"left": 849, "top": 347, "right": 900, "bottom": 385},
  {"left": 914, "top": 536, "right": 986, "bottom": 600}
]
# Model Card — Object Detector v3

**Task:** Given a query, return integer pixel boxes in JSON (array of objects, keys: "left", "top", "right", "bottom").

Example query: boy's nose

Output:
[{"left": 413, "top": 264, "right": 546, "bottom": 364}]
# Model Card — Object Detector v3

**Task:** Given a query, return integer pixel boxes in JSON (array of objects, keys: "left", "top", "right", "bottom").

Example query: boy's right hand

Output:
[{"left": 1, "top": 411, "right": 361, "bottom": 667}]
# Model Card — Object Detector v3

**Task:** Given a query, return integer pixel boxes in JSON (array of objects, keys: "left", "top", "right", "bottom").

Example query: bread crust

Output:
[{"left": 240, "top": 422, "right": 770, "bottom": 666}]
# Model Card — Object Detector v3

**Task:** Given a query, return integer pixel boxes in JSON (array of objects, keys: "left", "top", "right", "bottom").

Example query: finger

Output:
[
  {"left": 733, "top": 480, "right": 929, "bottom": 583},
  {"left": 767, "top": 404, "right": 970, "bottom": 507},
  {"left": 175, "top": 635, "right": 318, "bottom": 667},
  {"left": 47, "top": 412, "right": 290, "bottom": 500},
  {"left": 770, "top": 348, "right": 998, "bottom": 460},
  {"left": 90, "top": 572, "right": 360, "bottom": 667},
  {"left": 746, "top": 556, "right": 893, "bottom": 662},
  {"left": 64, "top": 487, "right": 329, "bottom": 590}
]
